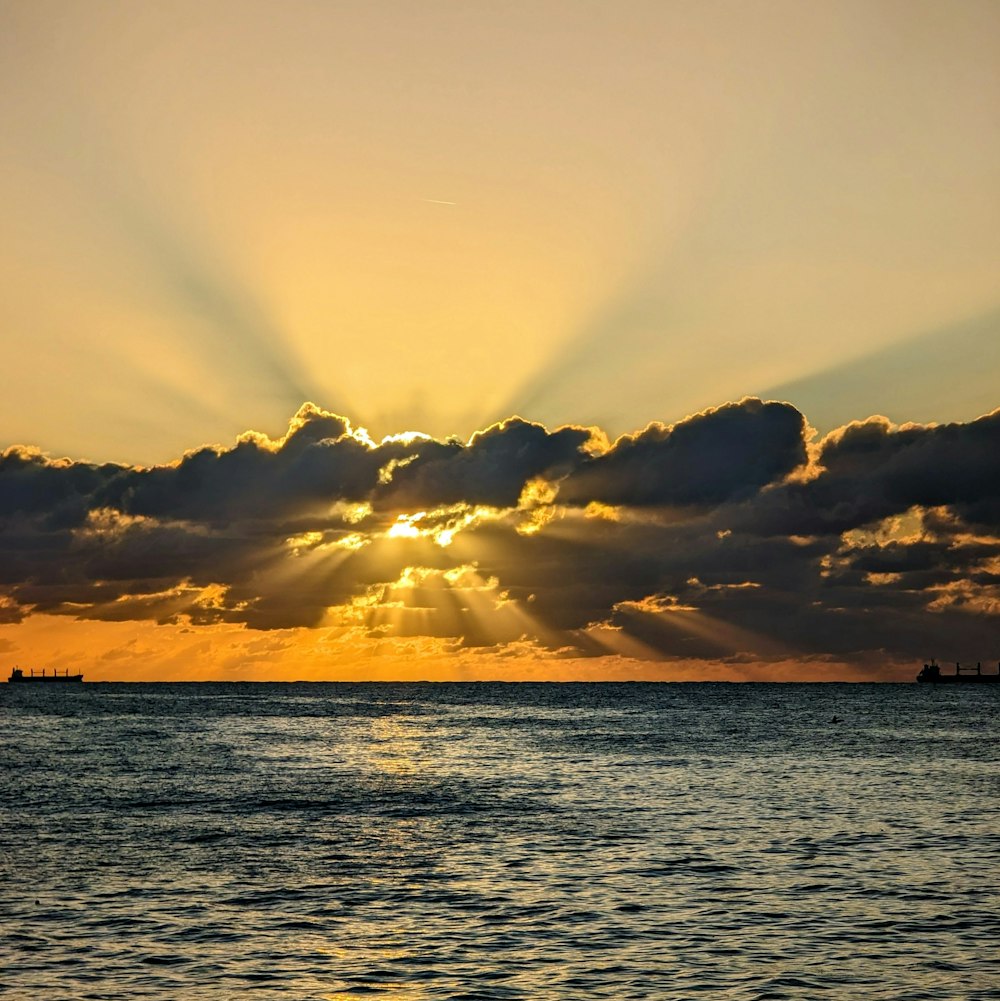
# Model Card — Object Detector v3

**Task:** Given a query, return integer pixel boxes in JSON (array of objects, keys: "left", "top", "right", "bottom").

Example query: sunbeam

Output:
[
  {"left": 612, "top": 595, "right": 797, "bottom": 661},
  {"left": 759, "top": 306, "right": 1000, "bottom": 432}
]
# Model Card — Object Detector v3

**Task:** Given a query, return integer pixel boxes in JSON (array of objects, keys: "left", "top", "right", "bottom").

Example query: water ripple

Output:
[{"left": 2, "top": 682, "right": 998, "bottom": 999}]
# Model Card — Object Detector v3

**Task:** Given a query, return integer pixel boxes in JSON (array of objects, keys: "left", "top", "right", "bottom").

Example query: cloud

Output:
[
  {"left": 739, "top": 408, "right": 1000, "bottom": 538},
  {"left": 0, "top": 446, "right": 125, "bottom": 527},
  {"left": 559, "top": 398, "right": 806, "bottom": 507},
  {"left": 375, "top": 417, "right": 594, "bottom": 509},
  {"left": 1, "top": 399, "right": 998, "bottom": 670}
]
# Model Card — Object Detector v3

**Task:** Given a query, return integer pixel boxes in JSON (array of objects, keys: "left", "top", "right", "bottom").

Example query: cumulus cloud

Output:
[
  {"left": 1, "top": 400, "right": 998, "bottom": 670},
  {"left": 560, "top": 398, "right": 807, "bottom": 507},
  {"left": 375, "top": 417, "right": 594, "bottom": 509},
  {"left": 739, "top": 409, "right": 1000, "bottom": 538}
]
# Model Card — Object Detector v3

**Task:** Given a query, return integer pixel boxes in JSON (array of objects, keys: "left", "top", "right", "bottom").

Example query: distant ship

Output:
[
  {"left": 7, "top": 667, "right": 84, "bottom": 684},
  {"left": 916, "top": 660, "right": 1000, "bottom": 684}
]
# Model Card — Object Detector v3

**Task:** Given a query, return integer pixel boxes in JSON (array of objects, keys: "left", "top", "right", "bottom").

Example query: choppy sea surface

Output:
[{"left": 2, "top": 682, "right": 998, "bottom": 1000}]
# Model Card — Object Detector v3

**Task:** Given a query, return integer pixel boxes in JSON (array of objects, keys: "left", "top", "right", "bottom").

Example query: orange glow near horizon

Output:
[
  {"left": 3, "top": 400, "right": 996, "bottom": 682},
  {"left": 0, "top": 613, "right": 914, "bottom": 684}
]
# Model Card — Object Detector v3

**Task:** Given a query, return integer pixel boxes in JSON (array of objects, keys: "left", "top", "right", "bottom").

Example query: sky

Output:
[{"left": 1, "top": 0, "right": 998, "bottom": 681}]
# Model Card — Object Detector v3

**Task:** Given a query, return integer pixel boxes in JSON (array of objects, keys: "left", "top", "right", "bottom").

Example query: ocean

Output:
[{"left": 2, "top": 682, "right": 998, "bottom": 1000}]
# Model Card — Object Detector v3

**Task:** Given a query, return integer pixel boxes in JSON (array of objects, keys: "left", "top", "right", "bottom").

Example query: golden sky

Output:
[{"left": 1, "top": 2, "right": 998, "bottom": 680}]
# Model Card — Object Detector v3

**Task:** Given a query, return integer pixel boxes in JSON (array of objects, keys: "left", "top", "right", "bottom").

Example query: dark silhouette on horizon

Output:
[{"left": 916, "top": 660, "right": 1000, "bottom": 684}]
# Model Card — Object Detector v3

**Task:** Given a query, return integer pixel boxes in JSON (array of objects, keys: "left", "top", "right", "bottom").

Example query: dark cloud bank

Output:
[{"left": 2, "top": 398, "right": 999, "bottom": 670}]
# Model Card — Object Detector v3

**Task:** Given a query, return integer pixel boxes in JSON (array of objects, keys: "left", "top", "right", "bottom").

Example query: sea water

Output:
[{"left": 1, "top": 682, "right": 998, "bottom": 1000}]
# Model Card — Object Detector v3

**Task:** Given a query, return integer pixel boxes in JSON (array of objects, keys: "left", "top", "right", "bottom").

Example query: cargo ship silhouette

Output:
[
  {"left": 7, "top": 667, "right": 84, "bottom": 684},
  {"left": 916, "top": 660, "right": 999, "bottom": 684}
]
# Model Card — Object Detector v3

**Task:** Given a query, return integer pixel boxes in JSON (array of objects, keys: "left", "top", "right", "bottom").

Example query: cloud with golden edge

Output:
[{"left": 1, "top": 398, "right": 999, "bottom": 678}]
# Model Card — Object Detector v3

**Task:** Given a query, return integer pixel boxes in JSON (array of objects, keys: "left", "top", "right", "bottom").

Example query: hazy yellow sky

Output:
[
  {"left": 1, "top": 0, "right": 998, "bottom": 463},
  {"left": 2, "top": 3, "right": 999, "bottom": 683}
]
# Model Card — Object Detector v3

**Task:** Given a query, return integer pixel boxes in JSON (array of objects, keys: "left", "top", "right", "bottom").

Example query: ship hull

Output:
[{"left": 8, "top": 675, "right": 84, "bottom": 683}]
